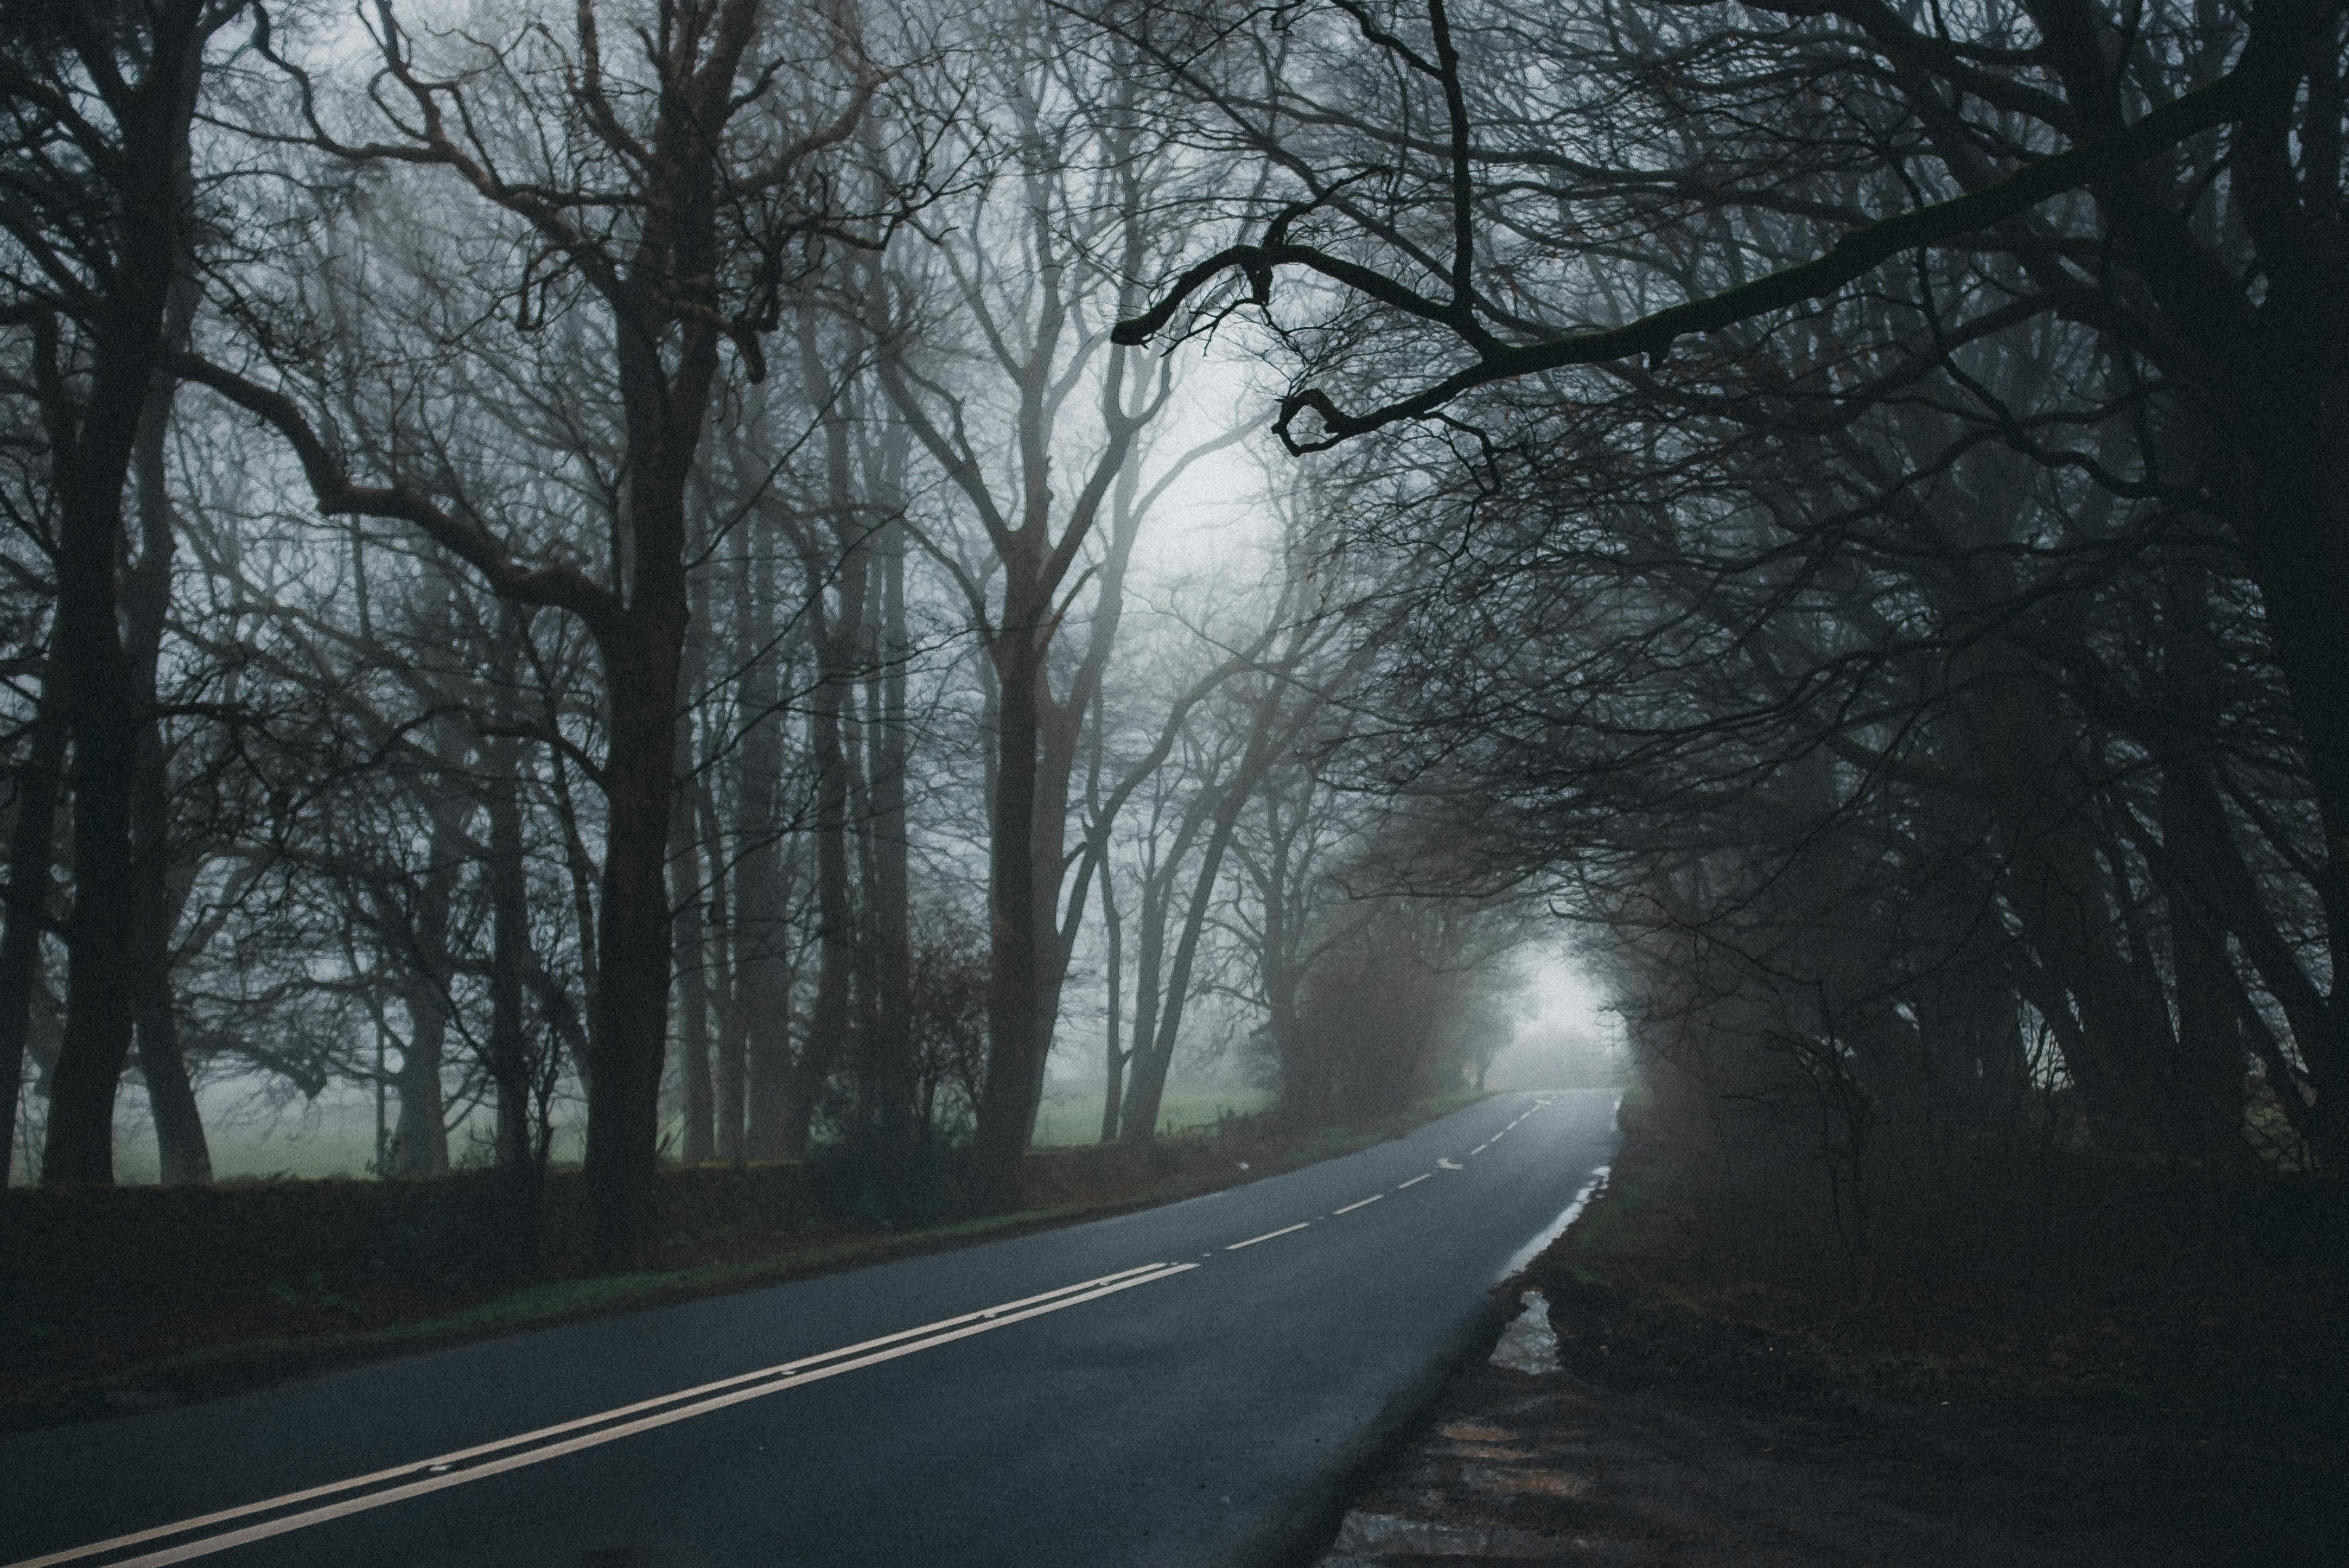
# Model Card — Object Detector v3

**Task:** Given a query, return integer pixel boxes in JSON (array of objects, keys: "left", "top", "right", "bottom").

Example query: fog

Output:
[{"left": 4, "top": 0, "right": 2335, "bottom": 1263}]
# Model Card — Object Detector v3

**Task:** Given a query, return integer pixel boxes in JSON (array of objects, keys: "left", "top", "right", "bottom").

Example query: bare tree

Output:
[{"left": 180, "top": 0, "right": 892, "bottom": 1260}]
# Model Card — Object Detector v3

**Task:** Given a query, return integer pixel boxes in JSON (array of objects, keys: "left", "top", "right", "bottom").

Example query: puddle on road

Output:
[
  {"left": 1465, "top": 1465, "right": 1590, "bottom": 1499},
  {"left": 1440, "top": 1423, "right": 1515, "bottom": 1443},
  {"left": 1328, "top": 1511, "right": 1574, "bottom": 1560},
  {"left": 1489, "top": 1289, "right": 1562, "bottom": 1375}
]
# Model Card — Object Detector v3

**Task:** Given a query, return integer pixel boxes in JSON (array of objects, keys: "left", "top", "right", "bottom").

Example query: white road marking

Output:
[
  {"left": 1397, "top": 1173, "right": 1433, "bottom": 1189},
  {"left": 1498, "top": 1165, "right": 1613, "bottom": 1278},
  {"left": 1331, "top": 1194, "right": 1383, "bottom": 1215},
  {"left": 1469, "top": 1142, "right": 1491, "bottom": 1156},
  {"left": 8, "top": 1263, "right": 1196, "bottom": 1568},
  {"left": 1224, "top": 1222, "right": 1310, "bottom": 1251},
  {"left": 1436, "top": 1158, "right": 1463, "bottom": 1170}
]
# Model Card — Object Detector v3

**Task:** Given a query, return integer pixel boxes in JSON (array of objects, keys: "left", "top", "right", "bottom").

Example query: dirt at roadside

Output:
[
  {"left": 1309, "top": 1311, "right": 2337, "bottom": 1567},
  {"left": 1304, "top": 1144, "right": 2344, "bottom": 1567}
]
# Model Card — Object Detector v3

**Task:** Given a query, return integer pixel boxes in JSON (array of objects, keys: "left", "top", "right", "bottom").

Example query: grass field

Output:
[
  {"left": 15, "top": 1093, "right": 1274, "bottom": 1184},
  {"left": 1029, "top": 1091, "right": 1270, "bottom": 1147}
]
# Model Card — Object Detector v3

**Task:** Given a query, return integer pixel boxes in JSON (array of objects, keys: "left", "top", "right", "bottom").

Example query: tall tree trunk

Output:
[
  {"left": 688, "top": 743, "right": 741, "bottom": 1163},
  {"left": 40, "top": 8, "right": 211, "bottom": 1185},
  {"left": 781, "top": 318, "right": 870, "bottom": 1158},
  {"left": 1117, "top": 842, "right": 1183, "bottom": 1142},
  {"left": 386, "top": 711, "right": 471, "bottom": 1180},
  {"left": 1124, "top": 679, "right": 1291, "bottom": 1140},
  {"left": 484, "top": 720, "right": 543, "bottom": 1264},
  {"left": 0, "top": 668, "right": 65, "bottom": 1182},
  {"left": 740, "top": 852, "right": 798, "bottom": 1161},
  {"left": 864, "top": 511, "right": 917, "bottom": 1148},
  {"left": 673, "top": 826, "right": 715, "bottom": 1163},
  {"left": 581, "top": 603, "right": 686, "bottom": 1266},
  {"left": 125, "top": 321, "right": 206, "bottom": 1185},
  {"left": 1258, "top": 798, "right": 1309, "bottom": 1127},
  {"left": 2149, "top": 562, "right": 2257, "bottom": 1168},
  {"left": 671, "top": 604, "right": 714, "bottom": 1164},
  {"left": 733, "top": 544, "right": 792, "bottom": 1161},
  {"left": 1098, "top": 862, "right": 1126, "bottom": 1144},
  {"left": 787, "top": 662, "right": 855, "bottom": 1156},
  {"left": 973, "top": 619, "right": 1051, "bottom": 1207}
]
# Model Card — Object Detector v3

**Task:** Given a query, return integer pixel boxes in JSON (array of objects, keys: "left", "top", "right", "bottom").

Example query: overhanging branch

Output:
[{"left": 1116, "top": 49, "right": 2268, "bottom": 452}]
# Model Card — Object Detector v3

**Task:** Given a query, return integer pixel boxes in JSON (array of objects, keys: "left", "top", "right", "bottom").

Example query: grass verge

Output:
[{"left": 1525, "top": 1087, "right": 2346, "bottom": 1423}]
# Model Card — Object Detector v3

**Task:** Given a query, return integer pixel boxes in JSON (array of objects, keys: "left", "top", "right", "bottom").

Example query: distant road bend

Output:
[{"left": 5, "top": 1091, "right": 1619, "bottom": 1568}]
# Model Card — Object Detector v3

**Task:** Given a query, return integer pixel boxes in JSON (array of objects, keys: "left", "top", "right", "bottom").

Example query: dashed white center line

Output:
[
  {"left": 1469, "top": 1142, "right": 1491, "bottom": 1156},
  {"left": 1332, "top": 1194, "right": 1384, "bottom": 1215},
  {"left": 1225, "top": 1222, "right": 1310, "bottom": 1251},
  {"left": 1397, "top": 1172, "right": 1433, "bottom": 1189}
]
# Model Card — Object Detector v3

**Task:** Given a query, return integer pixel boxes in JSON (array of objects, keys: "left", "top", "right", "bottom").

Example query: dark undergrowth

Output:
[{"left": 1526, "top": 1083, "right": 2347, "bottom": 1558}]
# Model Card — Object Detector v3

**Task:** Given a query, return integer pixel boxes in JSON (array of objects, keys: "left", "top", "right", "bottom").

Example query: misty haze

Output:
[{"left": 2, "top": 1, "right": 2340, "bottom": 1564}]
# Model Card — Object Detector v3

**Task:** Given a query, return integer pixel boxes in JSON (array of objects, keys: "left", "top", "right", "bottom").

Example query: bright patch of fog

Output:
[{"left": 1482, "top": 946, "right": 1625, "bottom": 1091}]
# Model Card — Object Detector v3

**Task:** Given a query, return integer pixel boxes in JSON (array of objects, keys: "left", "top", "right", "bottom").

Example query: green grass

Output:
[
  {"left": 1029, "top": 1091, "right": 1270, "bottom": 1147},
  {"left": 54, "top": 1096, "right": 1270, "bottom": 1184}
]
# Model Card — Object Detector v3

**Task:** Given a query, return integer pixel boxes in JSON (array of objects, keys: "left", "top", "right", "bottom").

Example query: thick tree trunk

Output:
[
  {"left": 42, "top": 411, "right": 161, "bottom": 1185},
  {"left": 38, "top": 0, "right": 210, "bottom": 1188},
  {"left": 390, "top": 975, "right": 455, "bottom": 1178},
  {"left": 0, "top": 672, "right": 65, "bottom": 1181},
  {"left": 2234, "top": 421, "right": 2349, "bottom": 1012},
  {"left": 581, "top": 619, "right": 684, "bottom": 1269},
  {"left": 671, "top": 621, "right": 714, "bottom": 1164},
  {"left": 972, "top": 625, "right": 1051, "bottom": 1209},
  {"left": 125, "top": 342, "right": 207, "bottom": 1185}
]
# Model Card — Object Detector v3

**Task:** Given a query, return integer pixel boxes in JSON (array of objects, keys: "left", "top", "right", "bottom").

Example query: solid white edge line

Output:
[
  {"left": 1396, "top": 1173, "right": 1433, "bottom": 1189},
  {"left": 1497, "top": 1165, "right": 1613, "bottom": 1280},
  {"left": 9, "top": 1263, "right": 1188, "bottom": 1568},
  {"left": 1223, "top": 1222, "right": 1309, "bottom": 1251},
  {"left": 1331, "top": 1195, "right": 1383, "bottom": 1215}
]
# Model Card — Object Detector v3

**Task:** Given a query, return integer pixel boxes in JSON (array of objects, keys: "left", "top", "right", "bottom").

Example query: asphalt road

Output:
[{"left": 4, "top": 1090, "right": 1618, "bottom": 1568}]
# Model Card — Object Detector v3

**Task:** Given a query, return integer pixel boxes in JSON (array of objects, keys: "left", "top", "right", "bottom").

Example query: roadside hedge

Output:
[
  {"left": 0, "top": 1135, "right": 1264, "bottom": 1328},
  {"left": 0, "top": 1161, "right": 827, "bottom": 1321}
]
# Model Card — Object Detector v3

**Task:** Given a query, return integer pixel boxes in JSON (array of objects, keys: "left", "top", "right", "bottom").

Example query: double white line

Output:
[{"left": 13, "top": 1261, "right": 1196, "bottom": 1568}]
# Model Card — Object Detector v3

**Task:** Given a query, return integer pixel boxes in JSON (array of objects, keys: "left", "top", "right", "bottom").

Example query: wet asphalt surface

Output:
[{"left": 4, "top": 1091, "right": 1618, "bottom": 1568}]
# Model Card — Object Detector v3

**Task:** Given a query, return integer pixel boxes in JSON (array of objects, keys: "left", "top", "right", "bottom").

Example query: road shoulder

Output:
[{"left": 1301, "top": 1123, "right": 2344, "bottom": 1565}]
